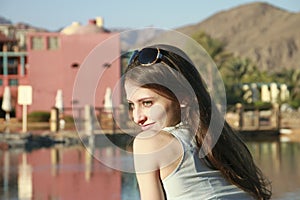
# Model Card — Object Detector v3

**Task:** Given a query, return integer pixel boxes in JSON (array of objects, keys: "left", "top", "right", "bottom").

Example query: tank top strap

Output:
[{"left": 162, "top": 123, "right": 197, "bottom": 150}]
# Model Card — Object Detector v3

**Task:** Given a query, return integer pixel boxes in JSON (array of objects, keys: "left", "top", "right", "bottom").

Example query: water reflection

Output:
[
  {"left": 246, "top": 139, "right": 300, "bottom": 199},
  {"left": 18, "top": 153, "right": 32, "bottom": 199},
  {"left": 0, "top": 138, "right": 299, "bottom": 200},
  {"left": 0, "top": 145, "right": 124, "bottom": 200}
]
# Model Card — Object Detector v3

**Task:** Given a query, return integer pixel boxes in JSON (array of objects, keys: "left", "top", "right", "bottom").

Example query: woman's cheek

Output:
[{"left": 149, "top": 104, "right": 167, "bottom": 124}]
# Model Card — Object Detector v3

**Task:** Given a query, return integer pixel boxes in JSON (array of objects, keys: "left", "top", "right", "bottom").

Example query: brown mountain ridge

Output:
[{"left": 177, "top": 2, "right": 300, "bottom": 72}]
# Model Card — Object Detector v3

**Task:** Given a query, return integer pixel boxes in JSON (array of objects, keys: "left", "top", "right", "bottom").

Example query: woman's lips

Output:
[{"left": 141, "top": 122, "right": 156, "bottom": 131}]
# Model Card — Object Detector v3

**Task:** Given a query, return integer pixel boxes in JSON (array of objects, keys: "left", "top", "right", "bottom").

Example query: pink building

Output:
[
  {"left": 0, "top": 32, "right": 29, "bottom": 119},
  {"left": 26, "top": 19, "right": 121, "bottom": 117}
]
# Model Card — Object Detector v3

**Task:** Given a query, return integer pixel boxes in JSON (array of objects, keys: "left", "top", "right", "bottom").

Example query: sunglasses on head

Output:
[
  {"left": 128, "top": 47, "right": 164, "bottom": 67},
  {"left": 128, "top": 48, "right": 179, "bottom": 71}
]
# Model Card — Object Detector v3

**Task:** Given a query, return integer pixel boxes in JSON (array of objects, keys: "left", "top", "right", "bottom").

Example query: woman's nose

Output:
[{"left": 133, "top": 108, "right": 147, "bottom": 125}]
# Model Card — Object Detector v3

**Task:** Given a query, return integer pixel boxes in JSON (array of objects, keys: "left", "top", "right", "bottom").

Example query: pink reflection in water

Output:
[{"left": 1, "top": 146, "right": 122, "bottom": 200}]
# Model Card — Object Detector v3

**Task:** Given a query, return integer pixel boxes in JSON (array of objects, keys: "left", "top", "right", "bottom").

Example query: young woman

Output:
[{"left": 124, "top": 44, "right": 271, "bottom": 200}]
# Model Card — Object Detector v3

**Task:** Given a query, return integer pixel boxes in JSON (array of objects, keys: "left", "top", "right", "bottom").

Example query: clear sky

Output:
[{"left": 1, "top": 0, "right": 299, "bottom": 31}]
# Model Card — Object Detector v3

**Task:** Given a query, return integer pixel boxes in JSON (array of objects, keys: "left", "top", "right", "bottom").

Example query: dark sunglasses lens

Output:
[{"left": 138, "top": 48, "right": 158, "bottom": 65}]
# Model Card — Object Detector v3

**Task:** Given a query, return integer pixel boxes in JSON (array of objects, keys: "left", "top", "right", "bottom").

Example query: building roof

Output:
[
  {"left": 60, "top": 22, "right": 82, "bottom": 35},
  {"left": 0, "top": 32, "right": 17, "bottom": 42},
  {"left": 60, "top": 17, "right": 109, "bottom": 35},
  {"left": 76, "top": 23, "right": 106, "bottom": 34}
]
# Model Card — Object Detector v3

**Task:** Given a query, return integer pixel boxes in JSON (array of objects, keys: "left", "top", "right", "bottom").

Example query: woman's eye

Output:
[
  {"left": 128, "top": 103, "right": 134, "bottom": 110},
  {"left": 143, "top": 101, "right": 152, "bottom": 107}
]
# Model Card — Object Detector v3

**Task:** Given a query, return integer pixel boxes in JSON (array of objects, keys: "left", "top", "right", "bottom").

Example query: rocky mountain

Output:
[
  {"left": 0, "top": 16, "right": 48, "bottom": 32},
  {"left": 0, "top": 16, "right": 12, "bottom": 24},
  {"left": 1, "top": 2, "right": 299, "bottom": 72},
  {"left": 177, "top": 2, "right": 300, "bottom": 72},
  {"left": 120, "top": 28, "right": 165, "bottom": 51}
]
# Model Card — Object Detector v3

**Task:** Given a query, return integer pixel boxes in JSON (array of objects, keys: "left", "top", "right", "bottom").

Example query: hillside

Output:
[
  {"left": 0, "top": 15, "right": 48, "bottom": 32},
  {"left": 177, "top": 2, "right": 300, "bottom": 71},
  {"left": 1, "top": 2, "right": 299, "bottom": 72},
  {"left": 0, "top": 16, "right": 12, "bottom": 24}
]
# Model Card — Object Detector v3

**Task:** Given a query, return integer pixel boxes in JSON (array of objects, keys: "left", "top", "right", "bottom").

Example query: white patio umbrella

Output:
[
  {"left": 2, "top": 86, "right": 12, "bottom": 122},
  {"left": 104, "top": 87, "right": 113, "bottom": 112},
  {"left": 55, "top": 89, "right": 65, "bottom": 130},
  {"left": 55, "top": 89, "right": 64, "bottom": 114}
]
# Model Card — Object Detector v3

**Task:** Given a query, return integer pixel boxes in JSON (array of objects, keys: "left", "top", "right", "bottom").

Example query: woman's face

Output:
[{"left": 125, "top": 80, "right": 180, "bottom": 131}]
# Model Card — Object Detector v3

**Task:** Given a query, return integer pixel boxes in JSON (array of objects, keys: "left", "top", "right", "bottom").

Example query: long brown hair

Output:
[{"left": 125, "top": 44, "right": 272, "bottom": 199}]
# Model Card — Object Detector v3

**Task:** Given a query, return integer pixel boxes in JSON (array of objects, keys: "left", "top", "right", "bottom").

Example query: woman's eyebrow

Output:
[
  {"left": 137, "top": 97, "right": 154, "bottom": 102},
  {"left": 127, "top": 96, "right": 154, "bottom": 103}
]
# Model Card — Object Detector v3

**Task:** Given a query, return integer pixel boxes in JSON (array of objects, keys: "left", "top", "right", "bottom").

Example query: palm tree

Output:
[
  {"left": 285, "top": 68, "right": 300, "bottom": 108},
  {"left": 191, "top": 31, "right": 232, "bottom": 70}
]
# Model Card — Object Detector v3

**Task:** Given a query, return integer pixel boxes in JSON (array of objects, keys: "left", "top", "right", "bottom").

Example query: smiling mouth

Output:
[{"left": 141, "top": 122, "right": 156, "bottom": 131}]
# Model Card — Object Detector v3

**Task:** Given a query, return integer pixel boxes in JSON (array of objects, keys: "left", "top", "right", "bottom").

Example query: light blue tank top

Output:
[{"left": 161, "top": 124, "right": 254, "bottom": 200}]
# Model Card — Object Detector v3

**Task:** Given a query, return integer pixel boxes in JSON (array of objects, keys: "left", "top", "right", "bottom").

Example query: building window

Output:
[
  {"left": 8, "top": 57, "right": 18, "bottom": 75},
  {"left": 31, "top": 36, "right": 44, "bottom": 50},
  {"left": 48, "top": 36, "right": 60, "bottom": 50},
  {"left": 0, "top": 58, "right": 3, "bottom": 75},
  {"left": 9, "top": 79, "right": 18, "bottom": 86},
  {"left": 71, "top": 63, "right": 80, "bottom": 68}
]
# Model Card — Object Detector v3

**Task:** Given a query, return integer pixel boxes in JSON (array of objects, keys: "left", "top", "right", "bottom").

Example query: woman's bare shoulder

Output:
[
  {"left": 133, "top": 130, "right": 182, "bottom": 172},
  {"left": 133, "top": 130, "right": 176, "bottom": 152}
]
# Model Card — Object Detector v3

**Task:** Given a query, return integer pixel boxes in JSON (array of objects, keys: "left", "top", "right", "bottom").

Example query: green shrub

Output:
[
  {"left": 27, "top": 111, "right": 50, "bottom": 122},
  {"left": 289, "top": 100, "right": 300, "bottom": 109},
  {"left": 253, "top": 101, "right": 272, "bottom": 108},
  {"left": 64, "top": 115, "right": 74, "bottom": 123}
]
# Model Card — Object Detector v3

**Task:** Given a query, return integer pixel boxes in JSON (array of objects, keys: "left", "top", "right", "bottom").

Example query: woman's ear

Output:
[
  {"left": 180, "top": 98, "right": 189, "bottom": 108},
  {"left": 180, "top": 96, "right": 198, "bottom": 108}
]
